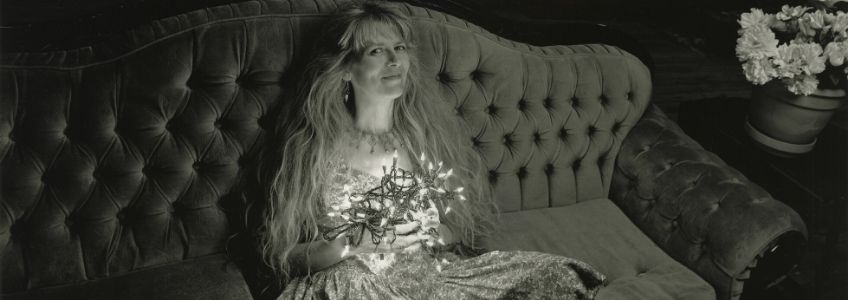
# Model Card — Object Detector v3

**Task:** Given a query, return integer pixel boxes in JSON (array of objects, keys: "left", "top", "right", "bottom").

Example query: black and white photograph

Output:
[{"left": 1, "top": 0, "right": 846, "bottom": 299}]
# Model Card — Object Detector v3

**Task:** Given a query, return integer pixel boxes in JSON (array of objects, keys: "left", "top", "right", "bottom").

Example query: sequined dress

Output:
[{"left": 279, "top": 161, "right": 606, "bottom": 299}]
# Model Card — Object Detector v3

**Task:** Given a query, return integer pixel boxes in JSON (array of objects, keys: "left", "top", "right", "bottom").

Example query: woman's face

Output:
[{"left": 346, "top": 28, "right": 409, "bottom": 102}]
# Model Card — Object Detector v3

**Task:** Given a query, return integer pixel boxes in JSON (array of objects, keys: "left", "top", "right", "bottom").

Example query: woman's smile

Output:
[{"left": 346, "top": 29, "right": 410, "bottom": 101}]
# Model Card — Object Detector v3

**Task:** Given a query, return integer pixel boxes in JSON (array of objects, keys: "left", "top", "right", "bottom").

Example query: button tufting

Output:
[
  {"left": 471, "top": 137, "right": 481, "bottom": 147},
  {"left": 571, "top": 97, "right": 579, "bottom": 108},
  {"left": 572, "top": 159, "right": 581, "bottom": 170},
  {"left": 486, "top": 104, "right": 496, "bottom": 115},
  {"left": 545, "top": 164, "right": 554, "bottom": 175},
  {"left": 533, "top": 132, "right": 542, "bottom": 143},
  {"left": 543, "top": 98, "right": 553, "bottom": 109},
  {"left": 502, "top": 134, "right": 512, "bottom": 145},
  {"left": 488, "top": 170, "right": 498, "bottom": 183},
  {"left": 437, "top": 73, "right": 448, "bottom": 83},
  {"left": 587, "top": 126, "right": 597, "bottom": 136},
  {"left": 214, "top": 120, "right": 223, "bottom": 129},
  {"left": 518, "top": 99, "right": 527, "bottom": 111},
  {"left": 470, "top": 70, "right": 481, "bottom": 80},
  {"left": 173, "top": 203, "right": 186, "bottom": 217},
  {"left": 193, "top": 162, "right": 202, "bottom": 170},
  {"left": 10, "top": 223, "right": 22, "bottom": 240},
  {"left": 517, "top": 167, "right": 527, "bottom": 178},
  {"left": 116, "top": 210, "right": 127, "bottom": 224},
  {"left": 612, "top": 122, "right": 622, "bottom": 133}
]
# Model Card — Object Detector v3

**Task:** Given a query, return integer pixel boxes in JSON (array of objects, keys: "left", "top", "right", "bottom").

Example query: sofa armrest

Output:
[{"left": 609, "top": 105, "right": 808, "bottom": 300}]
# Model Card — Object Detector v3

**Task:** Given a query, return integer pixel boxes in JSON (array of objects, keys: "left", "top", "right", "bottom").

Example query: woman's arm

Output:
[
  {"left": 288, "top": 237, "right": 349, "bottom": 274},
  {"left": 289, "top": 222, "right": 429, "bottom": 273}
]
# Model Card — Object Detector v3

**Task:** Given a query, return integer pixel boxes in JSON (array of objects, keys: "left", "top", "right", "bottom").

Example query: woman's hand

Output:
[{"left": 346, "top": 222, "right": 428, "bottom": 255}]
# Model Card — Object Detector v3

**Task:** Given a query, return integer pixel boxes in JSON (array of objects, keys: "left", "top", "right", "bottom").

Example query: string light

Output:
[{"left": 322, "top": 153, "right": 464, "bottom": 254}]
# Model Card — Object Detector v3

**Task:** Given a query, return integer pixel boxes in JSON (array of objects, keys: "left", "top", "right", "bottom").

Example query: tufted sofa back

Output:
[{"left": 0, "top": 0, "right": 651, "bottom": 292}]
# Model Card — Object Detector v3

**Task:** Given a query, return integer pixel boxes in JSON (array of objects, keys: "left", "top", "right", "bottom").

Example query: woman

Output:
[{"left": 262, "top": 1, "right": 605, "bottom": 299}]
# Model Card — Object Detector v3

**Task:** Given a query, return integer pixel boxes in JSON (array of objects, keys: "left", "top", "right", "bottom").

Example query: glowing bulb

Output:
[
  {"left": 420, "top": 152, "right": 426, "bottom": 161},
  {"left": 446, "top": 169, "right": 453, "bottom": 177},
  {"left": 454, "top": 187, "right": 464, "bottom": 193},
  {"left": 459, "top": 195, "right": 466, "bottom": 201},
  {"left": 445, "top": 206, "right": 452, "bottom": 214},
  {"left": 428, "top": 162, "right": 434, "bottom": 170},
  {"left": 437, "top": 238, "right": 445, "bottom": 245},
  {"left": 341, "top": 245, "right": 350, "bottom": 258},
  {"left": 436, "top": 264, "right": 443, "bottom": 272},
  {"left": 328, "top": 212, "right": 336, "bottom": 217}
]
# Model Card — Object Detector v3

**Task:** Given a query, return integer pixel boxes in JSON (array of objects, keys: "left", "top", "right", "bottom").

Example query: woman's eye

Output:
[
  {"left": 395, "top": 45, "right": 407, "bottom": 51},
  {"left": 370, "top": 48, "right": 383, "bottom": 55}
]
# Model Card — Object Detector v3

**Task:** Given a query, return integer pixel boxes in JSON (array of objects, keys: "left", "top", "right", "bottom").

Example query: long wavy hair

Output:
[{"left": 261, "top": 0, "right": 495, "bottom": 279}]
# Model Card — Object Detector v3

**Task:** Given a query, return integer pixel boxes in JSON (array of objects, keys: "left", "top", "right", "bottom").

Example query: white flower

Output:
[
  {"left": 739, "top": 8, "right": 775, "bottom": 30},
  {"left": 736, "top": 26, "right": 780, "bottom": 61},
  {"left": 784, "top": 75, "right": 820, "bottom": 95},
  {"left": 777, "top": 5, "right": 811, "bottom": 21},
  {"left": 798, "top": 10, "right": 827, "bottom": 37},
  {"left": 824, "top": 41, "right": 848, "bottom": 66},
  {"left": 773, "top": 43, "right": 826, "bottom": 78},
  {"left": 829, "top": 12, "right": 848, "bottom": 39},
  {"left": 742, "top": 58, "right": 778, "bottom": 85}
]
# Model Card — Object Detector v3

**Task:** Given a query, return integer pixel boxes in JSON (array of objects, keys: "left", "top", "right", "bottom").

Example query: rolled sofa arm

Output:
[{"left": 609, "top": 105, "right": 808, "bottom": 300}]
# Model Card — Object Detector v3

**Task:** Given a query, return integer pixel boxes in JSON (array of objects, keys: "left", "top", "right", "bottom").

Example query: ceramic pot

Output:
[{"left": 746, "top": 80, "right": 846, "bottom": 155}]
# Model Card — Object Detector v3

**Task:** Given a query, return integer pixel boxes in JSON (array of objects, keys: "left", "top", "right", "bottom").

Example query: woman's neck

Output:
[{"left": 353, "top": 98, "right": 394, "bottom": 133}]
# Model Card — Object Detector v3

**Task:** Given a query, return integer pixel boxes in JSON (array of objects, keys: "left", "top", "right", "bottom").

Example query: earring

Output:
[{"left": 343, "top": 81, "right": 351, "bottom": 103}]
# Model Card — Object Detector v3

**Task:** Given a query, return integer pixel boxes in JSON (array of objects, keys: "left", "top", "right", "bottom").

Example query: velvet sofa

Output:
[{"left": 0, "top": 0, "right": 807, "bottom": 299}]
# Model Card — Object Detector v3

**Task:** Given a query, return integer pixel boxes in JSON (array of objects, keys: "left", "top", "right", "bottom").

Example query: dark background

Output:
[{"left": 0, "top": 0, "right": 800, "bottom": 55}]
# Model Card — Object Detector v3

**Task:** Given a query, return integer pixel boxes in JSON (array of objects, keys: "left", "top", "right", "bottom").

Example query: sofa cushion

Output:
[
  {"left": 484, "top": 198, "right": 715, "bottom": 300},
  {"left": 2, "top": 254, "right": 251, "bottom": 300}
]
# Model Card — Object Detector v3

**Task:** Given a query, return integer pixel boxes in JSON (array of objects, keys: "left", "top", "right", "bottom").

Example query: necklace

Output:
[{"left": 348, "top": 126, "right": 402, "bottom": 154}]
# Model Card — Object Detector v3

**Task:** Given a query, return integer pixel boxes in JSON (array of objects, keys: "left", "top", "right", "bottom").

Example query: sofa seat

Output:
[
  {"left": 485, "top": 198, "right": 715, "bottom": 300},
  {"left": 2, "top": 254, "right": 251, "bottom": 300}
]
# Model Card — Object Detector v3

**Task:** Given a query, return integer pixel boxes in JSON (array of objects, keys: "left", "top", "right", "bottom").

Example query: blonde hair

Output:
[{"left": 261, "top": 0, "right": 495, "bottom": 279}]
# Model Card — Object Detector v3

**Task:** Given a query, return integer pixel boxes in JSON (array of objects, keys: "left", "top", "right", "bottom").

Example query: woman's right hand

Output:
[{"left": 346, "top": 222, "right": 428, "bottom": 255}]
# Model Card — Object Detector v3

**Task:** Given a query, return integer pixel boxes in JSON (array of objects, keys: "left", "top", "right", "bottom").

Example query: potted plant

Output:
[{"left": 736, "top": 1, "right": 848, "bottom": 155}]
